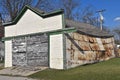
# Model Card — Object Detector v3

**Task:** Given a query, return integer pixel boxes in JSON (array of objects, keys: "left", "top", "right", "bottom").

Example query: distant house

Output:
[{"left": 2, "top": 6, "right": 115, "bottom": 69}]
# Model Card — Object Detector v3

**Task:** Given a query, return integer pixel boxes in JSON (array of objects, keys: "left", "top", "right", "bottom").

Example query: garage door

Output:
[{"left": 12, "top": 33, "right": 48, "bottom": 67}]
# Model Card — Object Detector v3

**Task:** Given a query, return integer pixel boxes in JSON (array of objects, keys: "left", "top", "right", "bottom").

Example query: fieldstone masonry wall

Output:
[
  {"left": 12, "top": 33, "right": 48, "bottom": 67},
  {"left": 65, "top": 32, "right": 115, "bottom": 69}
]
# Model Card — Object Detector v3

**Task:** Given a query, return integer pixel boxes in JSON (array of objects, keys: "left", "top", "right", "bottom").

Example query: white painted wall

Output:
[
  {"left": 5, "top": 9, "right": 63, "bottom": 37},
  {"left": 5, "top": 40, "right": 12, "bottom": 67},
  {"left": 50, "top": 34, "right": 64, "bottom": 69}
]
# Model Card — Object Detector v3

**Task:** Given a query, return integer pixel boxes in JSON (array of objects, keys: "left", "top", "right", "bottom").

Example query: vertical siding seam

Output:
[
  {"left": 25, "top": 37, "right": 27, "bottom": 66},
  {"left": 62, "top": 13, "right": 67, "bottom": 69},
  {"left": 3, "top": 42, "right": 5, "bottom": 65},
  {"left": 62, "top": 14, "right": 65, "bottom": 29},
  {"left": 4, "top": 41, "right": 6, "bottom": 67},
  {"left": 11, "top": 40, "right": 13, "bottom": 67},
  {"left": 63, "top": 34, "right": 67, "bottom": 69},
  {"left": 48, "top": 34, "right": 50, "bottom": 68}
]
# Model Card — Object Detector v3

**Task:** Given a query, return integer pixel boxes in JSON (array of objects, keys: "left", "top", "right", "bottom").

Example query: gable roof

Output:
[
  {"left": 3, "top": 5, "right": 64, "bottom": 26},
  {"left": 66, "top": 19, "right": 113, "bottom": 37}
]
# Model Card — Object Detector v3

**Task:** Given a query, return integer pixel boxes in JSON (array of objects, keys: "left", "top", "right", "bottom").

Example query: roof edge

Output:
[
  {"left": 77, "top": 30, "right": 114, "bottom": 38},
  {"left": 3, "top": 5, "right": 64, "bottom": 27}
]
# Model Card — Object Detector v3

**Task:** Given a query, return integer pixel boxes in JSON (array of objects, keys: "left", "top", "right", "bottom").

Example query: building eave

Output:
[{"left": 3, "top": 5, "right": 64, "bottom": 27}]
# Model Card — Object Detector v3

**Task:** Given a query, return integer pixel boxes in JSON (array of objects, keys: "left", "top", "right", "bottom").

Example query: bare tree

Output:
[
  {"left": 1, "top": 0, "right": 30, "bottom": 21},
  {"left": 0, "top": 0, "right": 45, "bottom": 22},
  {"left": 0, "top": 0, "right": 100, "bottom": 28},
  {"left": 36, "top": 0, "right": 57, "bottom": 12},
  {"left": 113, "top": 27, "right": 120, "bottom": 44},
  {"left": 75, "top": 5, "right": 99, "bottom": 26},
  {"left": 60, "top": 1, "right": 98, "bottom": 26},
  {"left": 60, "top": 0, "right": 80, "bottom": 20}
]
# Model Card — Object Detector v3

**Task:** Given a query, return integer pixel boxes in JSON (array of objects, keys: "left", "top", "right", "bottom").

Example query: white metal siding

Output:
[
  {"left": 5, "top": 40, "right": 12, "bottom": 67},
  {"left": 50, "top": 34, "right": 64, "bottom": 69},
  {"left": 5, "top": 9, "right": 63, "bottom": 37}
]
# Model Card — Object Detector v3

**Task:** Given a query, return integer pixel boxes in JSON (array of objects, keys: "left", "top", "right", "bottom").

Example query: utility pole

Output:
[{"left": 96, "top": 9, "right": 106, "bottom": 31}]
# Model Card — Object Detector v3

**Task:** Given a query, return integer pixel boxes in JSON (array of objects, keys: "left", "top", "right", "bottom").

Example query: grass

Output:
[{"left": 29, "top": 58, "right": 120, "bottom": 80}]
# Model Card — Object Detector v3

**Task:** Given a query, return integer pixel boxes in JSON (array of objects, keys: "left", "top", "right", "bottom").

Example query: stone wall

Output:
[
  {"left": 65, "top": 32, "right": 115, "bottom": 69},
  {"left": 12, "top": 33, "right": 48, "bottom": 67}
]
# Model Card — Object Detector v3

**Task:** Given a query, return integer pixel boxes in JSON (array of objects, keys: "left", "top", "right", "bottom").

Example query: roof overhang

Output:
[{"left": 3, "top": 5, "right": 64, "bottom": 27}]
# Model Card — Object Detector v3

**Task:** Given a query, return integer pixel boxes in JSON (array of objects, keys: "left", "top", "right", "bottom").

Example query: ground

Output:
[
  {"left": 0, "top": 75, "right": 37, "bottom": 80},
  {"left": 0, "top": 63, "right": 38, "bottom": 80},
  {"left": 0, "top": 58, "right": 120, "bottom": 80},
  {"left": 29, "top": 58, "right": 120, "bottom": 80}
]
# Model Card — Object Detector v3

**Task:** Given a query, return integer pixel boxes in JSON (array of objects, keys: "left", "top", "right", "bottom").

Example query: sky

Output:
[
  {"left": 0, "top": 0, "right": 120, "bottom": 30},
  {"left": 80, "top": 0, "right": 120, "bottom": 29}
]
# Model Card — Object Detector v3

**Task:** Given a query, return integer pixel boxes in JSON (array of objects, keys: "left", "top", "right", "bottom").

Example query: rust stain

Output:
[
  {"left": 101, "top": 39, "right": 106, "bottom": 44},
  {"left": 73, "top": 33, "right": 79, "bottom": 40},
  {"left": 88, "top": 37, "right": 94, "bottom": 43},
  {"left": 89, "top": 43, "right": 100, "bottom": 51},
  {"left": 66, "top": 32, "right": 115, "bottom": 67},
  {"left": 83, "top": 35, "right": 88, "bottom": 42},
  {"left": 78, "top": 41, "right": 90, "bottom": 50},
  {"left": 78, "top": 34, "right": 83, "bottom": 41}
]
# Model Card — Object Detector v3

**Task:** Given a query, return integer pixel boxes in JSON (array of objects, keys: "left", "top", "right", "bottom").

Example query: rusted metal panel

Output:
[
  {"left": 83, "top": 35, "right": 88, "bottom": 42},
  {"left": 72, "top": 43, "right": 79, "bottom": 51},
  {"left": 107, "top": 44, "right": 114, "bottom": 50},
  {"left": 88, "top": 37, "right": 94, "bottom": 43},
  {"left": 111, "top": 37, "right": 114, "bottom": 42},
  {"left": 96, "top": 38, "right": 105, "bottom": 50},
  {"left": 93, "top": 38, "right": 97, "bottom": 42},
  {"left": 73, "top": 50, "right": 79, "bottom": 61},
  {"left": 66, "top": 37, "right": 72, "bottom": 50},
  {"left": 117, "top": 49, "right": 120, "bottom": 57},
  {"left": 78, "top": 34, "right": 84, "bottom": 41},
  {"left": 89, "top": 43, "right": 100, "bottom": 51},
  {"left": 101, "top": 39, "right": 106, "bottom": 44},
  {"left": 73, "top": 33, "right": 79, "bottom": 40},
  {"left": 105, "top": 50, "right": 112, "bottom": 57},
  {"left": 78, "top": 52, "right": 85, "bottom": 60},
  {"left": 95, "top": 51, "right": 106, "bottom": 60},
  {"left": 106, "top": 38, "right": 110, "bottom": 43},
  {"left": 84, "top": 51, "right": 96, "bottom": 61},
  {"left": 65, "top": 32, "right": 115, "bottom": 69},
  {"left": 78, "top": 41, "right": 91, "bottom": 50},
  {"left": 102, "top": 38, "right": 112, "bottom": 44}
]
